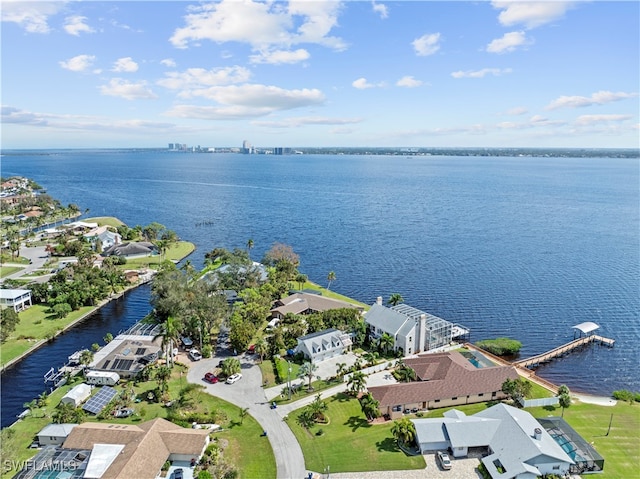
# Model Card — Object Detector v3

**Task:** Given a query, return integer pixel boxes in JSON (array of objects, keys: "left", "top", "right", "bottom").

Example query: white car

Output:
[
  {"left": 437, "top": 451, "right": 452, "bottom": 470},
  {"left": 188, "top": 349, "right": 202, "bottom": 361},
  {"left": 226, "top": 373, "right": 242, "bottom": 384}
]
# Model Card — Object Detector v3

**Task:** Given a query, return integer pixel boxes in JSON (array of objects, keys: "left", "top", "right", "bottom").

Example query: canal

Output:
[{"left": 0, "top": 284, "right": 152, "bottom": 428}]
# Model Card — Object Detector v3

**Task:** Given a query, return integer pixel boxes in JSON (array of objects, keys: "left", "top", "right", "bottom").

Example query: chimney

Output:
[
  {"left": 534, "top": 428, "right": 542, "bottom": 440},
  {"left": 376, "top": 296, "right": 383, "bottom": 305}
]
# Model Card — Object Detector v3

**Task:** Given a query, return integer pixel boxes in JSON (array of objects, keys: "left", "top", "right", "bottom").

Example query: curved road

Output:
[{"left": 187, "top": 353, "right": 308, "bottom": 479}]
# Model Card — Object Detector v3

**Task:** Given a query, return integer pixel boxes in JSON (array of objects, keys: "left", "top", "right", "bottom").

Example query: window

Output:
[
  {"left": 452, "top": 397, "right": 457, "bottom": 400},
  {"left": 492, "top": 392, "right": 497, "bottom": 397},
  {"left": 434, "top": 399, "right": 440, "bottom": 403},
  {"left": 479, "top": 393, "right": 484, "bottom": 397}
]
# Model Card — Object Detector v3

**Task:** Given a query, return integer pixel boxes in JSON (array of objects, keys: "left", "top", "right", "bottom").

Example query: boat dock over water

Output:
[{"left": 513, "top": 322, "right": 614, "bottom": 369}]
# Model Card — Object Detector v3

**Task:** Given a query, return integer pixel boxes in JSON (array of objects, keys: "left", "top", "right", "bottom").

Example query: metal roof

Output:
[{"left": 572, "top": 322, "right": 600, "bottom": 335}]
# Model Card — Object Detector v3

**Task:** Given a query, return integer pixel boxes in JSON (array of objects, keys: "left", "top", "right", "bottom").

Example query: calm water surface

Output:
[{"left": 1, "top": 150, "right": 638, "bottom": 426}]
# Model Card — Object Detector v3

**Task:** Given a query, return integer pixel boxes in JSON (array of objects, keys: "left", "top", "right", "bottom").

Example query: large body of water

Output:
[{"left": 1, "top": 150, "right": 638, "bottom": 426}]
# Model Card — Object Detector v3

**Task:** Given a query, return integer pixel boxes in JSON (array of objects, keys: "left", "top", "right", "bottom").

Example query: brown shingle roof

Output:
[
  {"left": 271, "top": 292, "right": 360, "bottom": 316},
  {"left": 369, "top": 351, "right": 519, "bottom": 407},
  {"left": 62, "top": 418, "right": 209, "bottom": 479}
]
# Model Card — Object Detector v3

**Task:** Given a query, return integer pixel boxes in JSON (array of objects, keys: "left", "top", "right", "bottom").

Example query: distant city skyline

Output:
[{"left": 2, "top": 1, "right": 638, "bottom": 149}]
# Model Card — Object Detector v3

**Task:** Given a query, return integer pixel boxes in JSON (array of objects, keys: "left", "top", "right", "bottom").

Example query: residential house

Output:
[
  {"left": 364, "top": 297, "right": 469, "bottom": 355},
  {"left": 15, "top": 418, "right": 210, "bottom": 479},
  {"left": 271, "top": 292, "right": 363, "bottom": 320},
  {"left": 89, "top": 334, "right": 161, "bottom": 379},
  {"left": 296, "top": 328, "right": 352, "bottom": 363},
  {"left": 83, "top": 226, "right": 122, "bottom": 250},
  {"left": 0, "top": 288, "right": 32, "bottom": 312},
  {"left": 36, "top": 423, "right": 78, "bottom": 446},
  {"left": 102, "top": 241, "right": 158, "bottom": 258},
  {"left": 412, "top": 403, "right": 576, "bottom": 479},
  {"left": 368, "top": 351, "right": 518, "bottom": 419}
]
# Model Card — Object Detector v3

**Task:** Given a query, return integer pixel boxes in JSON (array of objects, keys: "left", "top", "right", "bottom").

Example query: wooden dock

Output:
[{"left": 514, "top": 334, "right": 615, "bottom": 369}]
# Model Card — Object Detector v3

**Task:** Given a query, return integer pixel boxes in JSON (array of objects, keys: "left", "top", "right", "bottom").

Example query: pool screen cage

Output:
[{"left": 538, "top": 417, "right": 605, "bottom": 474}]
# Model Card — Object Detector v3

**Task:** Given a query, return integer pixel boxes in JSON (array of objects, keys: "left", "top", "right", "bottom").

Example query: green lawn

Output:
[
  {"left": 121, "top": 241, "right": 195, "bottom": 269},
  {"left": 288, "top": 392, "right": 425, "bottom": 473},
  {"left": 84, "top": 216, "right": 126, "bottom": 228},
  {"left": 1, "top": 368, "right": 276, "bottom": 479},
  {"left": 1, "top": 304, "right": 96, "bottom": 367},
  {"left": 0, "top": 266, "right": 23, "bottom": 278},
  {"left": 293, "top": 280, "right": 370, "bottom": 309}
]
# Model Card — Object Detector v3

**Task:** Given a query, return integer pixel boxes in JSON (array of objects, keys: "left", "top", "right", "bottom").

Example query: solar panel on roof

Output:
[
  {"left": 83, "top": 386, "right": 118, "bottom": 415},
  {"left": 136, "top": 348, "right": 146, "bottom": 355}
]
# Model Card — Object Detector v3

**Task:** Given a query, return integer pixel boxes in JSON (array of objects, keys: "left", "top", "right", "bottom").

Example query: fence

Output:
[{"left": 519, "top": 396, "right": 559, "bottom": 408}]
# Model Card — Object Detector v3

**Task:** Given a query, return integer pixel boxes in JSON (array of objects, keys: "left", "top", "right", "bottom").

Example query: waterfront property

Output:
[
  {"left": 89, "top": 334, "right": 161, "bottom": 379},
  {"left": 0, "top": 288, "right": 32, "bottom": 312},
  {"left": 364, "top": 297, "right": 469, "bottom": 355},
  {"left": 102, "top": 241, "right": 158, "bottom": 258},
  {"left": 83, "top": 225, "right": 122, "bottom": 250},
  {"left": 412, "top": 404, "right": 575, "bottom": 478},
  {"left": 36, "top": 423, "right": 78, "bottom": 446},
  {"left": 14, "top": 418, "right": 210, "bottom": 479},
  {"left": 60, "top": 383, "right": 92, "bottom": 407},
  {"left": 295, "top": 328, "right": 353, "bottom": 363},
  {"left": 368, "top": 351, "right": 518, "bottom": 419},
  {"left": 270, "top": 291, "right": 363, "bottom": 319}
]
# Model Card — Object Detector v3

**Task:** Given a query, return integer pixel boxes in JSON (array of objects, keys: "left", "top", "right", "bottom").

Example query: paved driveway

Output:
[
  {"left": 186, "top": 353, "right": 308, "bottom": 479},
  {"left": 329, "top": 455, "right": 483, "bottom": 479}
]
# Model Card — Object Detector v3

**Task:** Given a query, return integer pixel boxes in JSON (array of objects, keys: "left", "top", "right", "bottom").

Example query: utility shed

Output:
[
  {"left": 37, "top": 423, "right": 78, "bottom": 446},
  {"left": 85, "top": 371, "right": 120, "bottom": 386},
  {"left": 60, "top": 383, "right": 92, "bottom": 407}
]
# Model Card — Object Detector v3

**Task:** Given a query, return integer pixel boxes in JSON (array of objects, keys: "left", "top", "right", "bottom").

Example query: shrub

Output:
[
  {"left": 475, "top": 338, "right": 522, "bottom": 356},
  {"left": 613, "top": 390, "right": 639, "bottom": 404}
]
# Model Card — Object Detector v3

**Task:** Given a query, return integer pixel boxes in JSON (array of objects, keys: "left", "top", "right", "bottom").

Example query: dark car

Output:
[
  {"left": 203, "top": 372, "right": 219, "bottom": 383},
  {"left": 173, "top": 468, "right": 183, "bottom": 479}
]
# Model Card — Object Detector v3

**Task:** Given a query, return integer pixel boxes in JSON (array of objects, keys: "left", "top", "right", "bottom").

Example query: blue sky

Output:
[{"left": 2, "top": 0, "right": 638, "bottom": 149}]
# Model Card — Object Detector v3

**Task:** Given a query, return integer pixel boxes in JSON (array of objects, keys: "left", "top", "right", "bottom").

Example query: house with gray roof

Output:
[
  {"left": 83, "top": 225, "right": 122, "bottom": 250},
  {"left": 364, "top": 297, "right": 469, "bottom": 355},
  {"left": 412, "top": 403, "right": 575, "bottom": 479},
  {"left": 37, "top": 423, "right": 78, "bottom": 446},
  {"left": 0, "top": 288, "right": 32, "bottom": 312},
  {"left": 296, "top": 328, "right": 352, "bottom": 363},
  {"left": 102, "top": 241, "right": 158, "bottom": 258},
  {"left": 271, "top": 292, "right": 362, "bottom": 319}
]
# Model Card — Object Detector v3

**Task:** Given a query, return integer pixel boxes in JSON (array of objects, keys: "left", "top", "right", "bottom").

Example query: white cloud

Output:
[
  {"left": 492, "top": 1, "right": 576, "bottom": 29},
  {"left": 486, "top": 31, "right": 530, "bottom": 53},
  {"left": 59, "top": 54, "right": 96, "bottom": 72},
  {"left": 99, "top": 79, "right": 158, "bottom": 100},
  {"left": 372, "top": 1, "right": 388, "bottom": 19},
  {"left": 187, "top": 84, "right": 325, "bottom": 110},
  {"left": 396, "top": 76, "right": 423, "bottom": 88},
  {"left": 506, "top": 107, "right": 528, "bottom": 116},
  {"left": 575, "top": 114, "right": 633, "bottom": 126},
  {"left": 352, "top": 78, "right": 375, "bottom": 89},
  {"left": 0, "top": 1, "right": 63, "bottom": 34},
  {"left": 166, "top": 104, "right": 275, "bottom": 120},
  {"left": 249, "top": 48, "right": 310, "bottom": 64},
  {"left": 64, "top": 15, "right": 94, "bottom": 36},
  {"left": 161, "top": 59, "right": 177, "bottom": 68},
  {"left": 112, "top": 57, "right": 139, "bottom": 73},
  {"left": 451, "top": 68, "right": 512, "bottom": 78},
  {"left": 546, "top": 91, "right": 638, "bottom": 110},
  {"left": 253, "top": 116, "right": 363, "bottom": 128},
  {"left": 170, "top": 0, "right": 346, "bottom": 53},
  {"left": 157, "top": 67, "right": 252, "bottom": 90},
  {"left": 412, "top": 33, "right": 441, "bottom": 57}
]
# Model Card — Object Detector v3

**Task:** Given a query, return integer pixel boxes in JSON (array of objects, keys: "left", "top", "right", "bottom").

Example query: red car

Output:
[{"left": 203, "top": 372, "right": 219, "bottom": 383}]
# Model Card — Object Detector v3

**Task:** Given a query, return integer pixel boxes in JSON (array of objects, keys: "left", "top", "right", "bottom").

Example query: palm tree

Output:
[
  {"left": 239, "top": 407, "right": 250, "bottom": 425},
  {"left": 326, "top": 271, "right": 336, "bottom": 290},
  {"left": 254, "top": 336, "right": 268, "bottom": 363},
  {"left": 79, "top": 349, "right": 94, "bottom": 366},
  {"left": 557, "top": 384, "right": 571, "bottom": 417},
  {"left": 298, "top": 361, "right": 319, "bottom": 391},
  {"left": 335, "top": 362, "right": 348, "bottom": 380},
  {"left": 221, "top": 357, "right": 241, "bottom": 377},
  {"left": 359, "top": 392, "right": 381, "bottom": 421},
  {"left": 155, "top": 365, "right": 172, "bottom": 395},
  {"left": 295, "top": 273, "right": 308, "bottom": 290},
  {"left": 390, "top": 417, "right": 416, "bottom": 447},
  {"left": 246, "top": 238, "right": 254, "bottom": 260},
  {"left": 378, "top": 333, "right": 394, "bottom": 355},
  {"left": 308, "top": 394, "right": 328, "bottom": 422},
  {"left": 154, "top": 315, "right": 181, "bottom": 368},
  {"left": 388, "top": 293, "right": 404, "bottom": 306},
  {"left": 363, "top": 351, "right": 379, "bottom": 367},
  {"left": 347, "top": 371, "right": 367, "bottom": 396},
  {"left": 395, "top": 364, "right": 417, "bottom": 382}
]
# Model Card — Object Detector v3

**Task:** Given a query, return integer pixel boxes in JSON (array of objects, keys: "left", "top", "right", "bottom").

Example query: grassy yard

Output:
[
  {"left": 85, "top": 216, "right": 126, "bottom": 228},
  {"left": 0, "top": 304, "right": 96, "bottom": 367},
  {"left": 1, "top": 368, "right": 276, "bottom": 479},
  {"left": 0, "top": 266, "right": 23, "bottom": 278},
  {"left": 288, "top": 392, "right": 425, "bottom": 473},
  {"left": 121, "top": 241, "right": 195, "bottom": 269},
  {"left": 292, "top": 280, "right": 370, "bottom": 309}
]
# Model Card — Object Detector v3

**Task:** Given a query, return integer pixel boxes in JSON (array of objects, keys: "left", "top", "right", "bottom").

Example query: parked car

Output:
[
  {"left": 437, "top": 451, "right": 452, "bottom": 470},
  {"left": 173, "top": 468, "right": 183, "bottom": 479},
  {"left": 112, "top": 408, "right": 134, "bottom": 418},
  {"left": 226, "top": 373, "right": 242, "bottom": 384},
  {"left": 189, "top": 349, "right": 202, "bottom": 361},
  {"left": 247, "top": 344, "right": 256, "bottom": 354},
  {"left": 203, "top": 372, "right": 219, "bottom": 383}
]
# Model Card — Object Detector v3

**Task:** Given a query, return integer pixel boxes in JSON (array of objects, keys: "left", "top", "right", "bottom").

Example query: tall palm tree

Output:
[
  {"left": 335, "top": 362, "right": 348, "bottom": 380},
  {"left": 295, "top": 273, "right": 308, "bottom": 290},
  {"left": 298, "top": 361, "right": 319, "bottom": 391},
  {"left": 155, "top": 365, "right": 172, "bottom": 395},
  {"left": 347, "top": 371, "right": 367, "bottom": 396},
  {"left": 254, "top": 336, "right": 268, "bottom": 363},
  {"left": 390, "top": 417, "right": 416, "bottom": 447},
  {"left": 378, "top": 333, "right": 395, "bottom": 355},
  {"left": 388, "top": 293, "right": 404, "bottom": 306},
  {"left": 154, "top": 315, "right": 181, "bottom": 368},
  {"left": 359, "top": 392, "right": 381, "bottom": 421},
  {"left": 308, "top": 393, "right": 328, "bottom": 422},
  {"left": 246, "top": 238, "right": 254, "bottom": 260},
  {"left": 326, "top": 271, "right": 336, "bottom": 290}
]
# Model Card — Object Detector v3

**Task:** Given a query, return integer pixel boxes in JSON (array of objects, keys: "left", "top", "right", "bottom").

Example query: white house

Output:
[
  {"left": 0, "top": 288, "right": 32, "bottom": 312},
  {"left": 60, "top": 383, "right": 92, "bottom": 407},
  {"left": 37, "top": 423, "right": 78, "bottom": 446},
  {"left": 296, "top": 328, "right": 352, "bottom": 363},
  {"left": 412, "top": 404, "right": 575, "bottom": 479},
  {"left": 83, "top": 226, "right": 121, "bottom": 250},
  {"left": 364, "top": 297, "right": 469, "bottom": 355}
]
